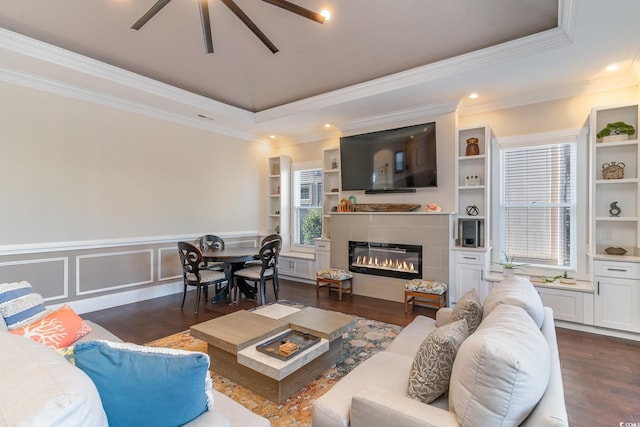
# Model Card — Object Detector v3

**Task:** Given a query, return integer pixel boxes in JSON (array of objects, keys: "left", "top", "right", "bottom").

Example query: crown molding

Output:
[
  {"left": 255, "top": 11, "right": 576, "bottom": 124},
  {"left": 458, "top": 73, "right": 640, "bottom": 116},
  {"left": 339, "top": 101, "right": 460, "bottom": 135},
  {"left": 0, "top": 28, "right": 253, "bottom": 122},
  {"left": 0, "top": 66, "right": 257, "bottom": 141}
]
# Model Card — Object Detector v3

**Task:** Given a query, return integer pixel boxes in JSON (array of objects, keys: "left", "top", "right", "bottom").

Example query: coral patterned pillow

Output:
[{"left": 10, "top": 304, "right": 92, "bottom": 349}]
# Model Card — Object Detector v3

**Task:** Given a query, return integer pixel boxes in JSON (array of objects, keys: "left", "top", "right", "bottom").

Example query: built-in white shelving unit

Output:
[
  {"left": 267, "top": 155, "right": 291, "bottom": 249},
  {"left": 321, "top": 147, "right": 340, "bottom": 238},
  {"left": 589, "top": 102, "right": 639, "bottom": 259}
]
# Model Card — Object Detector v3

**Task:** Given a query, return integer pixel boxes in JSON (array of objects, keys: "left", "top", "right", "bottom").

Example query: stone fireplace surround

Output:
[{"left": 329, "top": 212, "right": 454, "bottom": 303}]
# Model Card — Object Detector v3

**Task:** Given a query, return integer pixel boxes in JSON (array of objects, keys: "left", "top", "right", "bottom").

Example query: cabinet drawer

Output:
[
  {"left": 456, "top": 251, "right": 483, "bottom": 264},
  {"left": 594, "top": 260, "right": 640, "bottom": 279},
  {"left": 314, "top": 241, "right": 330, "bottom": 252}
]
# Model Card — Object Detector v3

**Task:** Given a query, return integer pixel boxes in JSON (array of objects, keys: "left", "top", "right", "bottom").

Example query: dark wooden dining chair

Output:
[
  {"left": 177, "top": 242, "right": 230, "bottom": 313},
  {"left": 233, "top": 239, "right": 281, "bottom": 305},
  {"left": 199, "top": 234, "right": 226, "bottom": 271}
]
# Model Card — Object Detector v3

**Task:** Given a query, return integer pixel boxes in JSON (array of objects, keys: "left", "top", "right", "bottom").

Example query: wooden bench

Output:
[
  {"left": 404, "top": 279, "right": 448, "bottom": 313},
  {"left": 316, "top": 269, "right": 353, "bottom": 301}
]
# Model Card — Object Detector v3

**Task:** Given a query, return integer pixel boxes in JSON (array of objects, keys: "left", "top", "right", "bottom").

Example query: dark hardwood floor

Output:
[{"left": 83, "top": 279, "right": 640, "bottom": 427}]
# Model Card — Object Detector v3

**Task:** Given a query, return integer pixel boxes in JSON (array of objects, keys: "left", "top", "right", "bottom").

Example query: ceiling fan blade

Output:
[
  {"left": 220, "top": 0, "right": 279, "bottom": 53},
  {"left": 261, "top": 0, "right": 325, "bottom": 24},
  {"left": 198, "top": 0, "right": 214, "bottom": 53},
  {"left": 131, "top": 0, "right": 173, "bottom": 30}
]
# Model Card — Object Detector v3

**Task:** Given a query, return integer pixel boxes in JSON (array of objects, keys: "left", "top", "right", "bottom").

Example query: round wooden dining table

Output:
[{"left": 196, "top": 244, "right": 260, "bottom": 301}]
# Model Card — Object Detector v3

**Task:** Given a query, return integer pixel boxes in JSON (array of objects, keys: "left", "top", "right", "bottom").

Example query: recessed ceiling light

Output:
[
  {"left": 269, "top": 135, "right": 276, "bottom": 139},
  {"left": 320, "top": 9, "right": 332, "bottom": 22},
  {"left": 606, "top": 63, "right": 619, "bottom": 72},
  {"left": 324, "top": 123, "right": 332, "bottom": 128},
  {"left": 469, "top": 92, "right": 479, "bottom": 99}
]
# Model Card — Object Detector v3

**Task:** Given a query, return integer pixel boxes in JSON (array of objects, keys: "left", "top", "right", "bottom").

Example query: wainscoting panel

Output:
[
  {"left": 0, "top": 232, "right": 260, "bottom": 313},
  {"left": 76, "top": 249, "right": 154, "bottom": 296},
  {"left": 0, "top": 257, "right": 68, "bottom": 301},
  {"left": 158, "top": 247, "right": 181, "bottom": 281}
]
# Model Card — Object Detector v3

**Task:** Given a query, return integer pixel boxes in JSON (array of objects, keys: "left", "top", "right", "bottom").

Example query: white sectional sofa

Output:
[
  {"left": 313, "top": 276, "right": 569, "bottom": 427},
  {"left": 0, "top": 314, "right": 269, "bottom": 427}
]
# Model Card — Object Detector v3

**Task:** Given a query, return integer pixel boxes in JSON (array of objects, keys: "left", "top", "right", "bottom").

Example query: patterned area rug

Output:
[{"left": 146, "top": 317, "right": 402, "bottom": 426}]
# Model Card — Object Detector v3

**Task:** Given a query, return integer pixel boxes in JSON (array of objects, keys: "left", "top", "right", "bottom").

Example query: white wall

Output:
[{"left": 0, "top": 82, "right": 267, "bottom": 245}]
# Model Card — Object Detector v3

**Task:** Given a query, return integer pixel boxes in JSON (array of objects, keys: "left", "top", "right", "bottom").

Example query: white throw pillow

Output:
[
  {"left": 482, "top": 276, "right": 544, "bottom": 328},
  {"left": 449, "top": 304, "right": 550, "bottom": 427},
  {"left": 0, "top": 332, "right": 108, "bottom": 427}
]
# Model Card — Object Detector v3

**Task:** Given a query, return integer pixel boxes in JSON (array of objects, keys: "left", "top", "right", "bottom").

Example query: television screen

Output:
[{"left": 340, "top": 122, "right": 437, "bottom": 192}]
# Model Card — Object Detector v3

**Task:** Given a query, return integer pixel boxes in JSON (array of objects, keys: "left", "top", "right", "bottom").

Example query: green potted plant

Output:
[
  {"left": 493, "top": 251, "right": 526, "bottom": 277},
  {"left": 596, "top": 121, "right": 636, "bottom": 142}
]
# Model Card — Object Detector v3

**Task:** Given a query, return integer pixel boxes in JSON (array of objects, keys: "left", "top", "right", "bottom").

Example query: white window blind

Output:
[
  {"left": 499, "top": 141, "right": 576, "bottom": 268},
  {"left": 292, "top": 168, "right": 323, "bottom": 247}
]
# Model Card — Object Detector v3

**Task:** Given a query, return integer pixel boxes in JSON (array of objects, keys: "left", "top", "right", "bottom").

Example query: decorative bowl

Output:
[{"left": 604, "top": 247, "right": 627, "bottom": 255}]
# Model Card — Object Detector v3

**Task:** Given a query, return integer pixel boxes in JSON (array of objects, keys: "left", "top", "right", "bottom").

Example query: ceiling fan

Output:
[{"left": 131, "top": 0, "right": 327, "bottom": 54}]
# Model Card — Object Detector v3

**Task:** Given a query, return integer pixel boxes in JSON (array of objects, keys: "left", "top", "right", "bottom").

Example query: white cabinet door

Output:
[
  {"left": 451, "top": 250, "right": 490, "bottom": 305},
  {"left": 594, "top": 276, "right": 640, "bottom": 332},
  {"left": 278, "top": 256, "right": 314, "bottom": 280},
  {"left": 314, "top": 239, "right": 330, "bottom": 271},
  {"left": 455, "top": 262, "right": 485, "bottom": 304},
  {"left": 536, "top": 287, "right": 585, "bottom": 323}
]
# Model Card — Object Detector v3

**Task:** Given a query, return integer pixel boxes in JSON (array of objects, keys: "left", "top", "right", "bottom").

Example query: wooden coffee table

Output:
[{"left": 190, "top": 304, "right": 356, "bottom": 403}]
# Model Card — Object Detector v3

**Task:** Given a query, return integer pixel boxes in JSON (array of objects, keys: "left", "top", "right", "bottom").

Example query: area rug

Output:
[{"left": 146, "top": 317, "right": 403, "bottom": 426}]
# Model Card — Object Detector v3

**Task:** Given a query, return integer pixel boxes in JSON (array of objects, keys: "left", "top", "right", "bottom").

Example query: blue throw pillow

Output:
[
  {"left": 0, "top": 281, "right": 47, "bottom": 329},
  {"left": 74, "top": 340, "right": 214, "bottom": 427}
]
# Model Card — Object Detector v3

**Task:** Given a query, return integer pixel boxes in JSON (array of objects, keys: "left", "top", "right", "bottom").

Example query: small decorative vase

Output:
[
  {"left": 466, "top": 137, "right": 480, "bottom": 156},
  {"left": 503, "top": 268, "right": 516, "bottom": 277}
]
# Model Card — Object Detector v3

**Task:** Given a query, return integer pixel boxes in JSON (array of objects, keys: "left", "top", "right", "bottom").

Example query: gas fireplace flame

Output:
[{"left": 354, "top": 256, "right": 417, "bottom": 273}]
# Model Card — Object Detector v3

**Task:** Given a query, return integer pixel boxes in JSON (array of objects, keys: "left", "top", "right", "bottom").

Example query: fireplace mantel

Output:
[
  {"left": 331, "top": 211, "right": 456, "bottom": 216},
  {"left": 329, "top": 212, "right": 454, "bottom": 303}
]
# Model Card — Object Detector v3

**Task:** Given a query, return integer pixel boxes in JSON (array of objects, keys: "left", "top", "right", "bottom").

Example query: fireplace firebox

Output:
[{"left": 348, "top": 241, "right": 422, "bottom": 280}]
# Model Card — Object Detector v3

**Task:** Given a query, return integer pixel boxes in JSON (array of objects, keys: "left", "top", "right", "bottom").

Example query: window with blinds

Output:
[
  {"left": 292, "top": 168, "right": 323, "bottom": 247},
  {"left": 499, "top": 141, "right": 577, "bottom": 268}
]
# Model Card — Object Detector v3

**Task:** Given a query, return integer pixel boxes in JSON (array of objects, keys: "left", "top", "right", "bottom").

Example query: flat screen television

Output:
[{"left": 340, "top": 122, "right": 437, "bottom": 192}]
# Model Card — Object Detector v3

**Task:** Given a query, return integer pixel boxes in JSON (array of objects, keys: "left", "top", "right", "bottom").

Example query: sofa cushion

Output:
[
  {"left": 0, "top": 332, "right": 108, "bottom": 427},
  {"left": 451, "top": 289, "right": 482, "bottom": 333},
  {"left": 384, "top": 315, "right": 438, "bottom": 358},
  {"left": 0, "top": 281, "right": 48, "bottom": 329},
  {"left": 449, "top": 304, "right": 550, "bottom": 427},
  {"left": 313, "top": 351, "right": 414, "bottom": 427},
  {"left": 404, "top": 278, "right": 447, "bottom": 295},
  {"left": 74, "top": 340, "right": 214, "bottom": 427},
  {"left": 10, "top": 304, "right": 92, "bottom": 348},
  {"left": 483, "top": 276, "right": 544, "bottom": 328},
  {"left": 407, "top": 318, "right": 468, "bottom": 403}
]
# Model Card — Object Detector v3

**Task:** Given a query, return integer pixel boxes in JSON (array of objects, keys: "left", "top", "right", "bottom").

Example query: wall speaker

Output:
[{"left": 461, "top": 219, "right": 480, "bottom": 248}]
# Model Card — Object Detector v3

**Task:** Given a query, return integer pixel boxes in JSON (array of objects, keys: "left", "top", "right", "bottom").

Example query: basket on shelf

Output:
[{"left": 602, "top": 162, "right": 625, "bottom": 180}]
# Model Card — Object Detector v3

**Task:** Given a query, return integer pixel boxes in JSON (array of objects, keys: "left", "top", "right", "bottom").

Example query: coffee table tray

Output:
[{"left": 256, "top": 330, "right": 320, "bottom": 361}]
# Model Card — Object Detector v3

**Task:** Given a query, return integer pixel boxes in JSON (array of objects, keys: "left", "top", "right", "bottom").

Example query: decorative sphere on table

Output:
[{"left": 466, "top": 205, "right": 479, "bottom": 216}]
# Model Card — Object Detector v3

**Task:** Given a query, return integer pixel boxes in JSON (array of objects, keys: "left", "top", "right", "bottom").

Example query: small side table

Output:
[
  {"left": 404, "top": 279, "right": 448, "bottom": 313},
  {"left": 316, "top": 269, "right": 353, "bottom": 301}
]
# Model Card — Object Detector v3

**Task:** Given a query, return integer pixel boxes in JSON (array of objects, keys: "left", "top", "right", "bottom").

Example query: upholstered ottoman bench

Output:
[
  {"left": 316, "top": 269, "right": 353, "bottom": 301},
  {"left": 404, "top": 279, "right": 447, "bottom": 312}
]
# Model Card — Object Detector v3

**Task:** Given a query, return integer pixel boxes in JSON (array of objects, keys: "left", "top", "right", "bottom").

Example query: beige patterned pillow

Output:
[
  {"left": 452, "top": 289, "right": 482, "bottom": 334},
  {"left": 407, "top": 319, "right": 469, "bottom": 403}
]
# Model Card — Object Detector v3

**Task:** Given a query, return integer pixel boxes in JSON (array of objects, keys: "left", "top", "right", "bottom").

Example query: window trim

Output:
[
  {"left": 491, "top": 128, "right": 588, "bottom": 278},
  {"left": 290, "top": 160, "right": 322, "bottom": 253}
]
